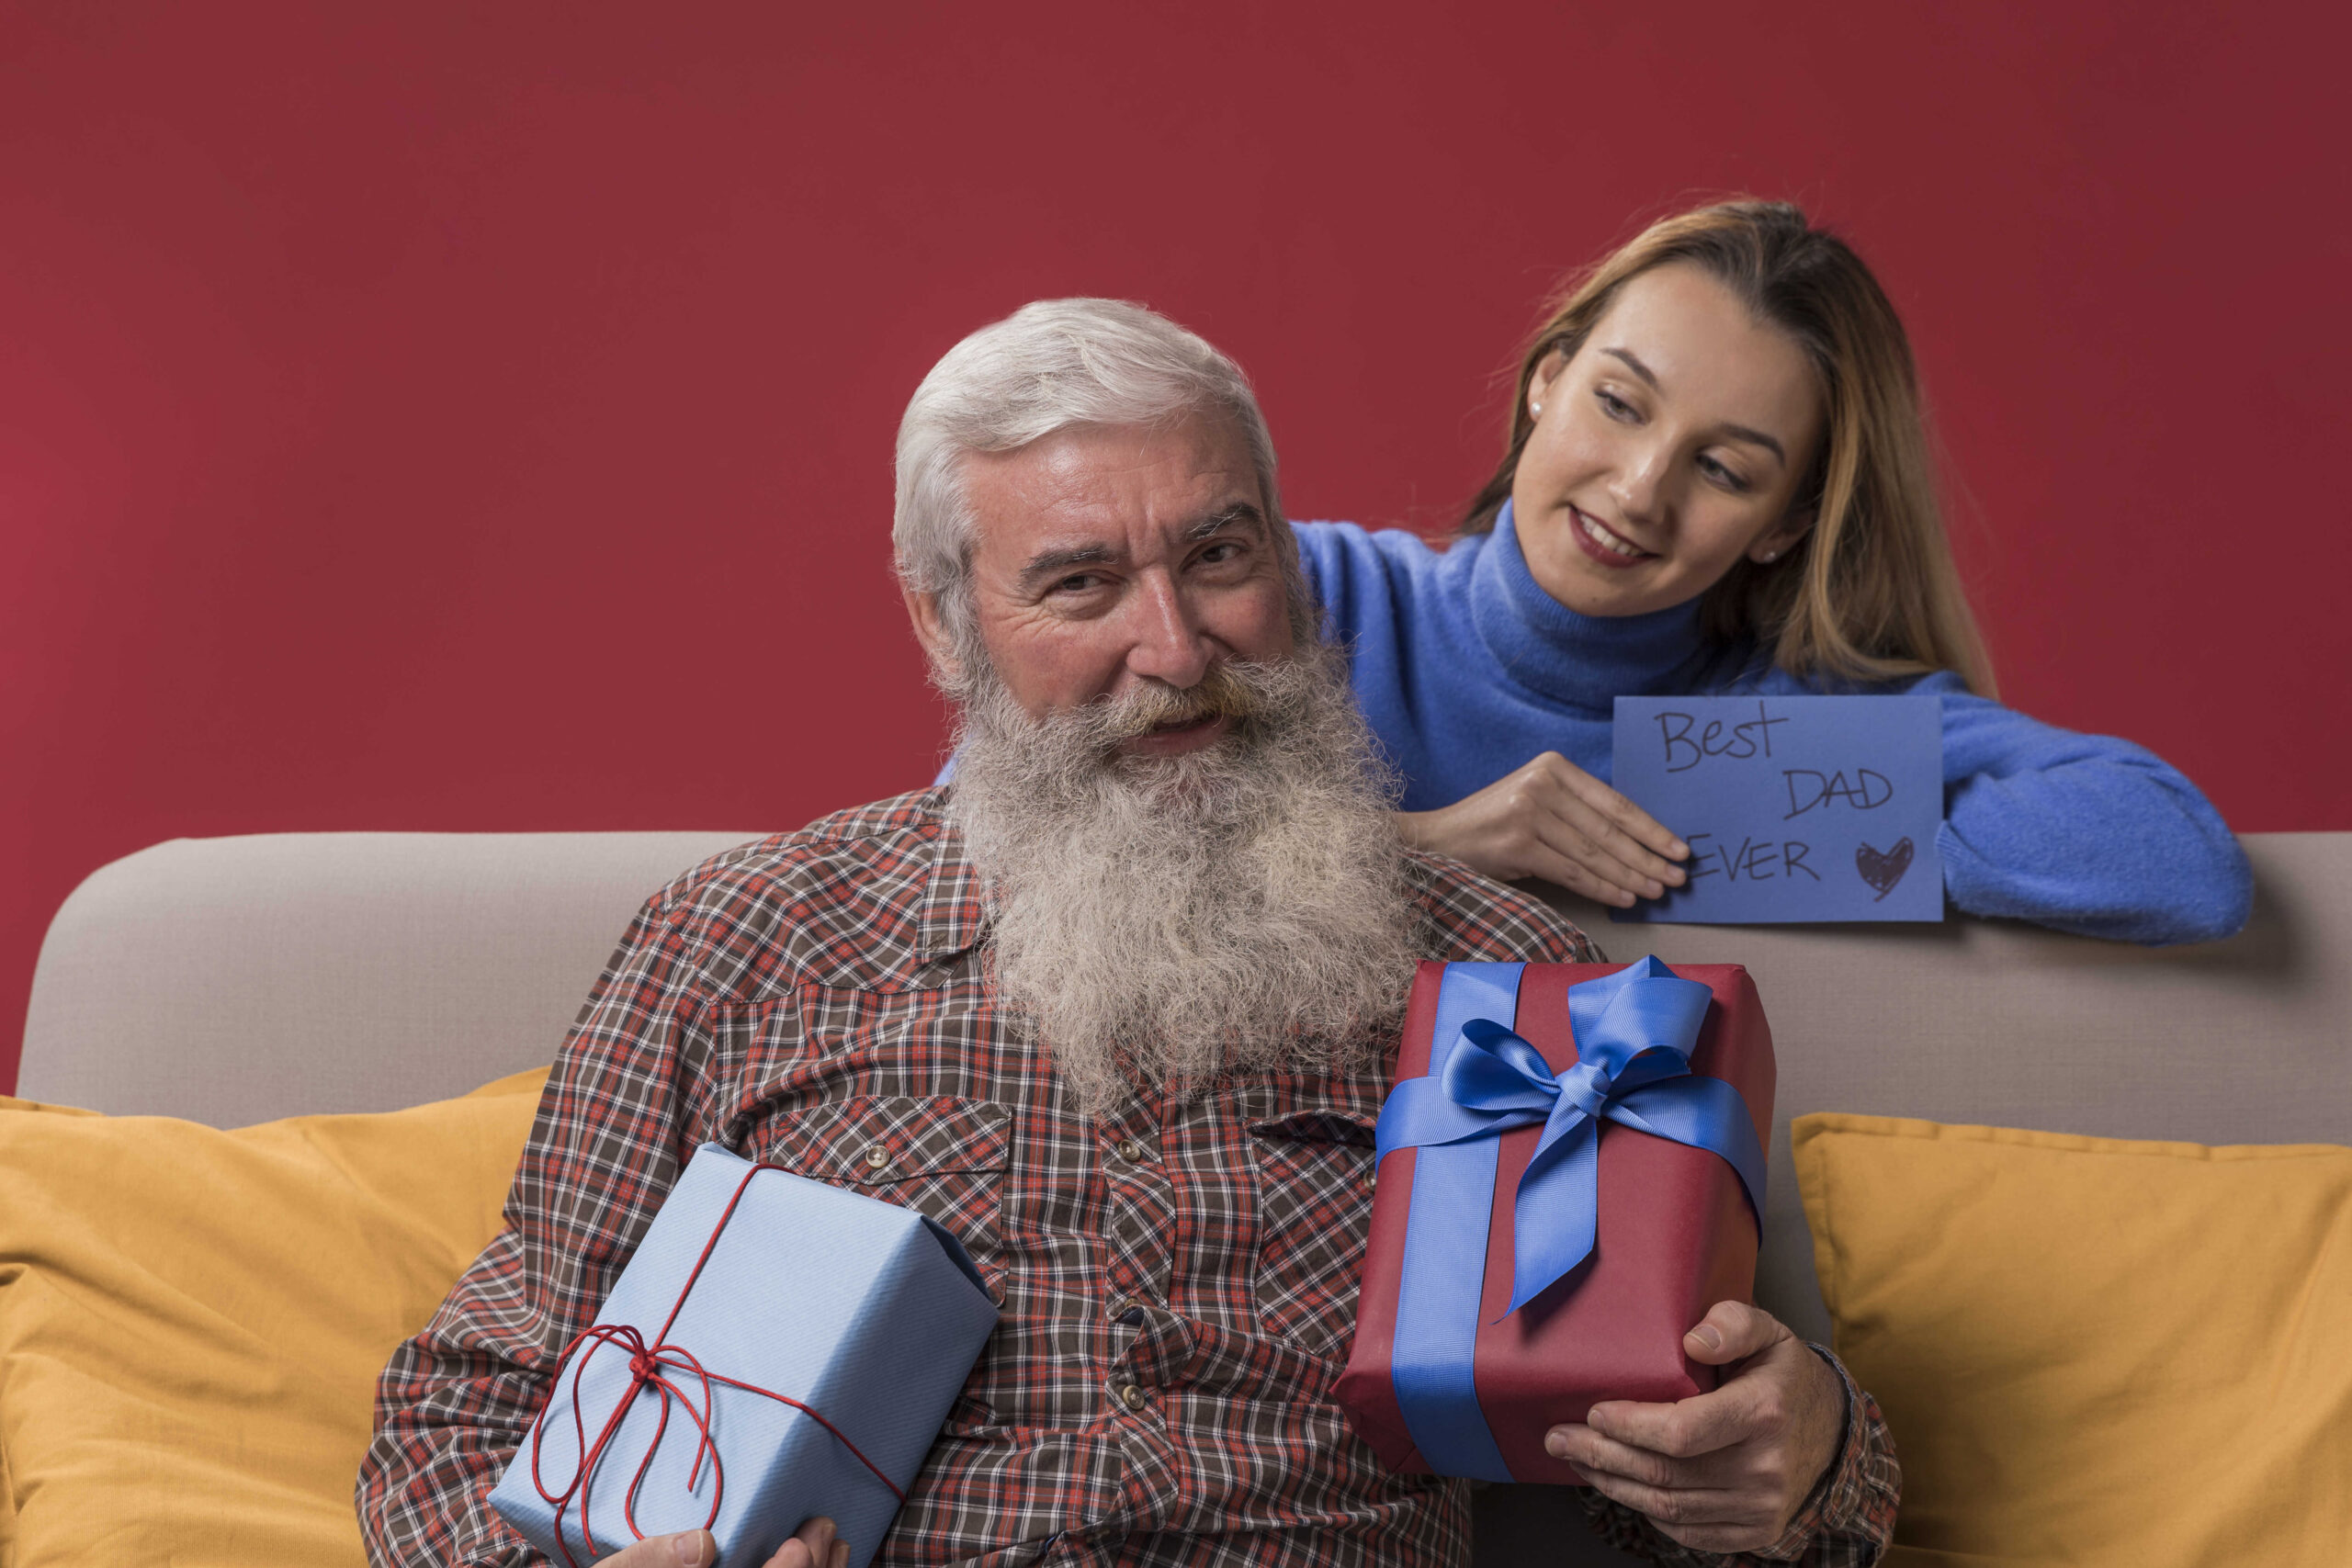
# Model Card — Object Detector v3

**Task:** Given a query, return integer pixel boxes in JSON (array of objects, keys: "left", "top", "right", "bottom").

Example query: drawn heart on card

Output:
[{"left": 1855, "top": 838, "right": 1916, "bottom": 901}]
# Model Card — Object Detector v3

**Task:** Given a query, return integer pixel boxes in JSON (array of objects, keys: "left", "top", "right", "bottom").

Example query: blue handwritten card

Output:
[{"left": 1611, "top": 695, "right": 1944, "bottom": 923}]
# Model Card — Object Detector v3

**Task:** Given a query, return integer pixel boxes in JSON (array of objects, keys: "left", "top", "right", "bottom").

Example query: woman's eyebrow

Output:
[
  {"left": 1602, "top": 345, "right": 1787, "bottom": 464},
  {"left": 1600, "top": 346, "right": 1661, "bottom": 389},
  {"left": 1715, "top": 424, "right": 1788, "bottom": 463}
]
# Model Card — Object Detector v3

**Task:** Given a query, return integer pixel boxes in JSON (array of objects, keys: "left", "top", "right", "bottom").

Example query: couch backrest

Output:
[
  {"left": 1541, "top": 833, "right": 2351, "bottom": 1339},
  {"left": 17, "top": 831, "right": 755, "bottom": 1123},
  {"left": 20, "top": 830, "right": 2348, "bottom": 1345}
]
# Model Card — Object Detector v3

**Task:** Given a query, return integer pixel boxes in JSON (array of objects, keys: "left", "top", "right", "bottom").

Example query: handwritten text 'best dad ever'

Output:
[{"left": 1609, "top": 694, "right": 1944, "bottom": 924}]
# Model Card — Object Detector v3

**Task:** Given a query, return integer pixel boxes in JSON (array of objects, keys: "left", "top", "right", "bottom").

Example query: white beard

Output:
[{"left": 946, "top": 642, "right": 1419, "bottom": 1114}]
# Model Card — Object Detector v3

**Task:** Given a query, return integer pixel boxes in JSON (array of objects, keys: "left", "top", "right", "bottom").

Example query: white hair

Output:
[
  {"left": 948, "top": 641, "right": 1416, "bottom": 1113},
  {"left": 892, "top": 299, "right": 1284, "bottom": 645}
]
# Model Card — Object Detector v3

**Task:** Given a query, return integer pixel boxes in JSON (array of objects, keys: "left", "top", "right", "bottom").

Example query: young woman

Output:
[{"left": 1295, "top": 200, "right": 2250, "bottom": 944}]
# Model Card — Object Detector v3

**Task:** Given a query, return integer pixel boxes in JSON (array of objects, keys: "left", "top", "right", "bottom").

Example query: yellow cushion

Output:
[
  {"left": 0, "top": 1068, "right": 548, "bottom": 1568},
  {"left": 1793, "top": 1112, "right": 2352, "bottom": 1567}
]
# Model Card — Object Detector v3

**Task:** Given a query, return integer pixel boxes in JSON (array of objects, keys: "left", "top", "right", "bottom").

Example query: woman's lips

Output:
[{"left": 1568, "top": 504, "right": 1656, "bottom": 569}]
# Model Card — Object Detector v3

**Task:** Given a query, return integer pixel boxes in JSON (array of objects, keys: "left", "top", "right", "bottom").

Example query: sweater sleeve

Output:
[{"left": 1921, "top": 674, "right": 2252, "bottom": 945}]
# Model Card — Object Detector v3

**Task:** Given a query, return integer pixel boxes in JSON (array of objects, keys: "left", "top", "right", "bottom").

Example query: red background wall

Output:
[{"left": 5, "top": 2, "right": 2346, "bottom": 1092}]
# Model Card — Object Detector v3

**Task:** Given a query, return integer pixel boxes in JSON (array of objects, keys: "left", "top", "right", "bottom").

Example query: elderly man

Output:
[{"left": 358, "top": 300, "right": 1897, "bottom": 1568}]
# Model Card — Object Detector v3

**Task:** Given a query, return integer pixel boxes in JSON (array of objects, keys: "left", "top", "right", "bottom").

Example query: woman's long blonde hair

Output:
[{"left": 1461, "top": 199, "right": 1995, "bottom": 695}]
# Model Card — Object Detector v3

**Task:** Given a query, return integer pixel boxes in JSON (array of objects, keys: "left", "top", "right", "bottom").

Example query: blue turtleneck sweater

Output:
[{"left": 1294, "top": 504, "right": 2251, "bottom": 945}]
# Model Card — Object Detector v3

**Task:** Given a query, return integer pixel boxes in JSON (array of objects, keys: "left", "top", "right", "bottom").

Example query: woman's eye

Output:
[
  {"left": 1595, "top": 389, "right": 1638, "bottom": 423},
  {"left": 1699, "top": 456, "right": 1751, "bottom": 493}
]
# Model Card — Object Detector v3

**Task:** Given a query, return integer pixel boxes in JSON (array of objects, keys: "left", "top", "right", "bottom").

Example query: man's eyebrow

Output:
[
  {"left": 1015, "top": 543, "right": 1116, "bottom": 592},
  {"left": 1016, "top": 503, "right": 1268, "bottom": 592},
  {"left": 1183, "top": 501, "right": 1268, "bottom": 542},
  {"left": 1600, "top": 346, "right": 1788, "bottom": 464}
]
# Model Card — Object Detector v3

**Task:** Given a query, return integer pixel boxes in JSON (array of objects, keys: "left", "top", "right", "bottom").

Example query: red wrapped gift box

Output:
[{"left": 1336, "top": 959, "right": 1774, "bottom": 1484}]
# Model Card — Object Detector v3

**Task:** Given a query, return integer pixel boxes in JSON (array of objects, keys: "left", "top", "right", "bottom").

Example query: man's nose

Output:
[{"left": 1122, "top": 574, "right": 1214, "bottom": 690}]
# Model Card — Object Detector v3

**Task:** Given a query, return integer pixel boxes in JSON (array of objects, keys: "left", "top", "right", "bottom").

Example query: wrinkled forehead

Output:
[{"left": 960, "top": 413, "right": 1267, "bottom": 561}]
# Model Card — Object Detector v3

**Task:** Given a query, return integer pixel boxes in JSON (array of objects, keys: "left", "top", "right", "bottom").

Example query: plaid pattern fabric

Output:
[{"left": 359, "top": 789, "right": 1896, "bottom": 1567}]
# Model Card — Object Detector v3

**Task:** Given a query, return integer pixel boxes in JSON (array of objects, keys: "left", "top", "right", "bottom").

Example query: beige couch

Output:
[{"left": 17, "top": 829, "right": 2350, "bottom": 1564}]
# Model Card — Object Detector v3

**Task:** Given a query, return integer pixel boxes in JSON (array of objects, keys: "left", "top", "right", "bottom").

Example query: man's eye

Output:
[
  {"left": 1052, "top": 573, "right": 1103, "bottom": 594},
  {"left": 1596, "top": 389, "right": 1639, "bottom": 423},
  {"left": 1196, "top": 542, "right": 1242, "bottom": 565}
]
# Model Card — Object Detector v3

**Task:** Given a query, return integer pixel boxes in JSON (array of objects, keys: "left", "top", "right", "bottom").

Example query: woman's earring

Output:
[
  {"left": 1529, "top": 401, "right": 1543, "bottom": 418},
  {"left": 1761, "top": 549, "right": 1780, "bottom": 562}
]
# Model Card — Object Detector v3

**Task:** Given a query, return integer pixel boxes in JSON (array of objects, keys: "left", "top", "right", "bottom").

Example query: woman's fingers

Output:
[
  {"left": 1517, "top": 837, "right": 1648, "bottom": 907},
  {"left": 1523, "top": 789, "right": 1686, "bottom": 900},
  {"left": 1535, "top": 754, "right": 1690, "bottom": 875},
  {"left": 1526, "top": 753, "right": 1687, "bottom": 861},
  {"left": 1394, "top": 756, "right": 1691, "bottom": 906}
]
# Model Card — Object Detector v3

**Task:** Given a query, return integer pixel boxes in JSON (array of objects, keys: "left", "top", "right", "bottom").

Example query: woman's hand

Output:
[{"left": 1396, "top": 751, "right": 1690, "bottom": 906}]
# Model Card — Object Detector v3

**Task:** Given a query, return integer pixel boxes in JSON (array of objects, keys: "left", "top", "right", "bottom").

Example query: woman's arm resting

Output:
[{"left": 1937, "top": 693, "right": 2253, "bottom": 945}]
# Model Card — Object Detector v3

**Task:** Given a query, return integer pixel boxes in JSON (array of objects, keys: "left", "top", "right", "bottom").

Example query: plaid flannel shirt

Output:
[{"left": 359, "top": 789, "right": 1897, "bottom": 1566}]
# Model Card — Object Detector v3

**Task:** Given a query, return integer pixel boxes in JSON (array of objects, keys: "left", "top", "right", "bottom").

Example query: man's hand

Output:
[
  {"left": 1545, "top": 1302, "right": 1845, "bottom": 1553},
  {"left": 600, "top": 1516, "right": 847, "bottom": 1568},
  {"left": 1395, "top": 752, "right": 1688, "bottom": 907}
]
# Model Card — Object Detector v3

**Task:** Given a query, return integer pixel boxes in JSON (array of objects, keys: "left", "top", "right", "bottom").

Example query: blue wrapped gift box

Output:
[{"left": 491, "top": 1142, "right": 1000, "bottom": 1567}]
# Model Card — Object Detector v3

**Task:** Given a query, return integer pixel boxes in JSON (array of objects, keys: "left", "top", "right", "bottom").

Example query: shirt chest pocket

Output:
[
  {"left": 746, "top": 1096, "right": 1013, "bottom": 1269},
  {"left": 1249, "top": 1111, "right": 1378, "bottom": 1361}
]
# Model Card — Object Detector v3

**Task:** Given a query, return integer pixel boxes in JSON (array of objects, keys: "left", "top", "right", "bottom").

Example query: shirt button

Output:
[
  {"left": 863, "top": 1145, "right": 890, "bottom": 1170},
  {"left": 1119, "top": 1383, "right": 1148, "bottom": 1413},
  {"left": 1114, "top": 1138, "right": 1146, "bottom": 1162}
]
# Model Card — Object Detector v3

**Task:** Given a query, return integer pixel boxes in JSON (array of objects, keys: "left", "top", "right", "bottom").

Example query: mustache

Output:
[{"left": 1076, "top": 663, "right": 1272, "bottom": 746}]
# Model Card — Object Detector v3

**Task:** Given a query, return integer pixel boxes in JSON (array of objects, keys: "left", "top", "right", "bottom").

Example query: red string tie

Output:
[{"left": 524, "top": 1165, "right": 908, "bottom": 1568}]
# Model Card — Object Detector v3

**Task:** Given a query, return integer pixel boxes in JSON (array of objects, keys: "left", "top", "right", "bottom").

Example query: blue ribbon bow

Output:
[{"left": 1374, "top": 957, "right": 1768, "bottom": 1480}]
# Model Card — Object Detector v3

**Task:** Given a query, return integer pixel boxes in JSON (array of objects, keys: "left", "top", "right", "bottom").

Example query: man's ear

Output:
[
  {"left": 903, "top": 586, "right": 962, "bottom": 683},
  {"left": 1748, "top": 503, "right": 1816, "bottom": 566}
]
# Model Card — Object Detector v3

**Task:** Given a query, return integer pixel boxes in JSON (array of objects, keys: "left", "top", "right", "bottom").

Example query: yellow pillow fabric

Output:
[
  {"left": 0, "top": 1068, "right": 548, "bottom": 1568},
  {"left": 1793, "top": 1112, "right": 2352, "bottom": 1567}
]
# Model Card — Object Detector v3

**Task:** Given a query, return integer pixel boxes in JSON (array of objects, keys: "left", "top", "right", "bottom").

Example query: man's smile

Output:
[{"left": 1120, "top": 712, "right": 1232, "bottom": 756}]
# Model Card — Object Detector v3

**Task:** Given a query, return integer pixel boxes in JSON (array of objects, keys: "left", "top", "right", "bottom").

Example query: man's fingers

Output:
[
  {"left": 764, "top": 1517, "right": 840, "bottom": 1568},
  {"left": 1586, "top": 1382, "right": 1760, "bottom": 1460},
  {"left": 1546, "top": 1422, "right": 1746, "bottom": 1492},
  {"left": 1573, "top": 1465, "right": 1758, "bottom": 1536},
  {"left": 1684, "top": 1300, "right": 1790, "bottom": 1366},
  {"left": 607, "top": 1531, "right": 716, "bottom": 1568}
]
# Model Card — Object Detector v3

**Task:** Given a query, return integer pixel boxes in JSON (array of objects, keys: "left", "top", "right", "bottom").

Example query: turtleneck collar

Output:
[{"left": 1466, "top": 500, "right": 1716, "bottom": 712}]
